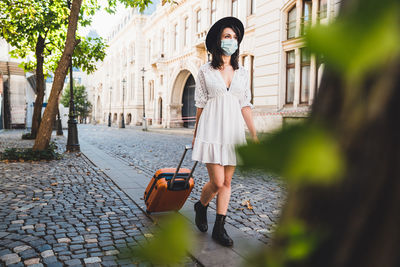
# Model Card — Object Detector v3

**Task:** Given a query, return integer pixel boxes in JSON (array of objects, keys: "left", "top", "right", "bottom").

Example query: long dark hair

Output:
[{"left": 210, "top": 25, "right": 240, "bottom": 70}]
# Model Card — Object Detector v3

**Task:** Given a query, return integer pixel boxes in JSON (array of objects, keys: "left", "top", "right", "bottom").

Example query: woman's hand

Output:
[{"left": 252, "top": 134, "right": 259, "bottom": 144}]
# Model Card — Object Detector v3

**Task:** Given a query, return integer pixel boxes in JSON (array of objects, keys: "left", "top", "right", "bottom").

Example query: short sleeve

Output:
[
  {"left": 240, "top": 69, "right": 254, "bottom": 109},
  {"left": 194, "top": 68, "right": 208, "bottom": 108}
]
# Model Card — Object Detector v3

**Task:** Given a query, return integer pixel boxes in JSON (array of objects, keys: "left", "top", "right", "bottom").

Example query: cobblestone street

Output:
[
  {"left": 0, "top": 131, "right": 196, "bottom": 267},
  {"left": 78, "top": 124, "right": 286, "bottom": 244}
]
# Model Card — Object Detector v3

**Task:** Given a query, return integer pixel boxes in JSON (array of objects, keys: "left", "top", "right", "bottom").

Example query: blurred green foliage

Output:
[
  {"left": 61, "top": 84, "right": 92, "bottom": 120},
  {"left": 129, "top": 214, "right": 194, "bottom": 265},
  {"left": 0, "top": 142, "right": 61, "bottom": 161},
  {"left": 0, "top": 0, "right": 107, "bottom": 76},
  {"left": 306, "top": 0, "right": 400, "bottom": 83},
  {"left": 237, "top": 123, "right": 344, "bottom": 186}
]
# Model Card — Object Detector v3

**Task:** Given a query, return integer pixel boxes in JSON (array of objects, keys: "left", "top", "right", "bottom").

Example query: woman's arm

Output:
[
  {"left": 241, "top": 106, "right": 258, "bottom": 142},
  {"left": 192, "top": 108, "right": 203, "bottom": 146}
]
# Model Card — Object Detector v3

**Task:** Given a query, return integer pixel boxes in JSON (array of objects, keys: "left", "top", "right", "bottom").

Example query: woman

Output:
[{"left": 191, "top": 17, "right": 258, "bottom": 247}]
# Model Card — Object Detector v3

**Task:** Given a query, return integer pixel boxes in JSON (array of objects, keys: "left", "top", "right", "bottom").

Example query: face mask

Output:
[{"left": 221, "top": 39, "right": 238, "bottom": 56}]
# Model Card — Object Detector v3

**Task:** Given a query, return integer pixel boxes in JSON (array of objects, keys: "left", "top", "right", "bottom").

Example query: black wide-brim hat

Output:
[{"left": 205, "top": 16, "right": 244, "bottom": 52}]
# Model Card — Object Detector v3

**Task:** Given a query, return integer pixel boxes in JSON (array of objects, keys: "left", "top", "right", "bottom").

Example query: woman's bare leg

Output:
[
  {"left": 199, "top": 163, "right": 225, "bottom": 206},
  {"left": 216, "top": 165, "right": 235, "bottom": 215}
]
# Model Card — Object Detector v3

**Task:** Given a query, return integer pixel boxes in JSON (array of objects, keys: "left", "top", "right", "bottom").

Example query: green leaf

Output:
[
  {"left": 237, "top": 123, "right": 344, "bottom": 185},
  {"left": 306, "top": 2, "right": 400, "bottom": 82},
  {"left": 130, "top": 214, "right": 194, "bottom": 265}
]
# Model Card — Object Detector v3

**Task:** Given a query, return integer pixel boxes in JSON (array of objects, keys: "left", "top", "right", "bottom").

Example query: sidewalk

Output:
[
  {"left": 0, "top": 130, "right": 268, "bottom": 266},
  {"left": 80, "top": 141, "right": 266, "bottom": 267},
  {"left": 0, "top": 131, "right": 197, "bottom": 267}
]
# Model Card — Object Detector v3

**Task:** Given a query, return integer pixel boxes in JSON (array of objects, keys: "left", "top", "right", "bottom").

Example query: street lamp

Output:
[
  {"left": 120, "top": 78, "right": 126, "bottom": 128},
  {"left": 66, "top": 0, "right": 79, "bottom": 152},
  {"left": 108, "top": 86, "right": 112, "bottom": 127},
  {"left": 66, "top": 57, "right": 80, "bottom": 152},
  {"left": 141, "top": 67, "right": 147, "bottom": 131},
  {"left": 56, "top": 107, "right": 63, "bottom": 136}
]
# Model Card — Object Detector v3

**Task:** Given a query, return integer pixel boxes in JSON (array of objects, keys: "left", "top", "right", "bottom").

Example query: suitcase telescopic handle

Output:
[{"left": 169, "top": 145, "right": 198, "bottom": 189}]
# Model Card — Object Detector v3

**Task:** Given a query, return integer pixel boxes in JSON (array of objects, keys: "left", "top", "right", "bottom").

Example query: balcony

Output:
[
  {"left": 151, "top": 53, "right": 167, "bottom": 68},
  {"left": 194, "top": 30, "right": 207, "bottom": 48}
]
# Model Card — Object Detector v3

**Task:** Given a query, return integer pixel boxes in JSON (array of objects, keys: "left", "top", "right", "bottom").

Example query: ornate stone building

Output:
[{"left": 87, "top": 0, "right": 340, "bottom": 131}]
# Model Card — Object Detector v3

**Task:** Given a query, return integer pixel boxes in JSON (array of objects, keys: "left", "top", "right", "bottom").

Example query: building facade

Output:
[
  {"left": 0, "top": 38, "right": 35, "bottom": 129},
  {"left": 87, "top": 0, "right": 340, "bottom": 131}
]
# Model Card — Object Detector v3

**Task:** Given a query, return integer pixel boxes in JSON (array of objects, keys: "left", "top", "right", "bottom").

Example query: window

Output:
[
  {"left": 286, "top": 51, "right": 295, "bottom": 104},
  {"left": 283, "top": 0, "right": 329, "bottom": 107},
  {"left": 242, "top": 55, "right": 255, "bottom": 104},
  {"left": 300, "top": 49, "right": 310, "bottom": 103},
  {"left": 248, "top": 0, "right": 255, "bottom": 16},
  {"left": 184, "top": 17, "right": 189, "bottom": 46},
  {"left": 316, "top": 53, "right": 324, "bottom": 93},
  {"left": 210, "top": 0, "right": 216, "bottom": 25},
  {"left": 148, "top": 40, "right": 151, "bottom": 62},
  {"left": 287, "top": 6, "right": 297, "bottom": 39},
  {"left": 130, "top": 43, "right": 135, "bottom": 61},
  {"left": 149, "top": 81, "right": 154, "bottom": 102},
  {"left": 160, "top": 75, "right": 163, "bottom": 86},
  {"left": 196, "top": 9, "right": 201, "bottom": 33},
  {"left": 232, "top": 0, "right": 238, "bottom": 17},
  {"left": 174, "top": 24, "right": 178, "bottom": 51},
  {"left": 161, "top": 29, "right": 165, "bottom": 54},
  {"left": 318, "top": 0, "right": 328, "bottom": 20},
  {"left": 301, "top": 0, "right": 312, "bottom": 35},
  {"left": 131, "top": 73, "right": 135, "bottom": 100}
]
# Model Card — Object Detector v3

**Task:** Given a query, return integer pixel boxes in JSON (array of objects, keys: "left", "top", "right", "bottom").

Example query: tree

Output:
[
  {"left": 32, "top": 0, "right": 155, "bottom": 151},
  {"left": 237, "top": 0, "right": 400, "bottom": 266},
  {"left": 0, "top": 0, "right": 106, "bottom": 138},
  {"left": 60, "top": 83, "right": 92, "bottom": 123}
]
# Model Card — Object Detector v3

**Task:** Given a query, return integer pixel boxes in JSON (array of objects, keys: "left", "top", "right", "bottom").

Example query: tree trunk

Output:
[
  {"left": 33, "top": 0, "right": 83, "bottom": 151},
  {"left": 30, "top": 35, "right": 46, "bottom": 138},
  {"left": 267, "top": 47, "right": 400, "bottom": 267}
]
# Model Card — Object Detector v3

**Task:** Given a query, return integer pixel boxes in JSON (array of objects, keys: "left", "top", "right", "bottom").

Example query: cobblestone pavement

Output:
[
  {"left": 78, "top": 125, "right": 286, "bottom": 244},
  {"left": 0, "top": 131, "right": 197, "bottom": 267}
]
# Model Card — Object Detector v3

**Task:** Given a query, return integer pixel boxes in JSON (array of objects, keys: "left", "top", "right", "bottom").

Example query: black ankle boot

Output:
[
  {"left": 212, "top": 214, "right": 233, "bottom": 247},
  {"left": 194, "top": 201, "right": 208, "bottom": 232}
]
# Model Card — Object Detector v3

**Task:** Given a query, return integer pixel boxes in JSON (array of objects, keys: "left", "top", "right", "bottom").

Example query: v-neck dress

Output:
[{"left": 191, "top": 62, "right": 253, "bottom": 166}]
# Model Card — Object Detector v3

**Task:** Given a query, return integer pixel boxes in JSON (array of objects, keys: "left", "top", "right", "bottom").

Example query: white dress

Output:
[{"left": 191, "top": 62, "right": 253, "bottom": 166}]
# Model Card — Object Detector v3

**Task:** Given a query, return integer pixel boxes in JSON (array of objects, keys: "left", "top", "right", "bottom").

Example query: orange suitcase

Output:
[{"left": 144, "top": 145, "right": 198, "bottom": 213}]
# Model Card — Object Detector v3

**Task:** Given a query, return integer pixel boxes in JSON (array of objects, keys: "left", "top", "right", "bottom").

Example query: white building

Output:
[
  {"left": 0, "top": 38, "right": 35, "bottom": 129},
  {"left": 87, "top": 0, "right": 340, "bottom": 131}
]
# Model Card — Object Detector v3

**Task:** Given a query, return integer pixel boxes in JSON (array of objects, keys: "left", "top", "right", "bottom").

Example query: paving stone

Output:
[
  {"left": 7, "top": 262, "right": 24, "bottom": 267},
  {"left": 40, "top": 250, "right": 54, "bottom": 258},
  {"left": 36, "top": 244, "right": 52, "bottom": 253},
  {"left": 0, "top": 253, "right": 21, "bottom": 265},
  {"left": 45, "top": 262, "right": 63, "bottom": 267},
  {"left": 57, "top": 238, "right": 71, "bottom": 243},
  {"left": 24, "top": 264, "right": 44, "bottom": 267},
  {"left": 42, "top": 256, "right": 58, "bottom": 265},
  {"left": 104, "top": 250, "right": 119, "bottom": 256},
  {"left": 64, "top": 259, "right": 82, "bottom": 266},
  {"left": 84, "top": 257, "right": 101, "bottom": 264},
  {"left": 13, "top": 245, "right": 31, "bottom": 253},
  {"left": 69, "top": 244, "right": 83, "bottom": 251},
  {"left": 70, "top": 253, "right": 87, "bottom": 259},
  {"left": 23, "top": 258, "right": 40, "bottom": 265}
]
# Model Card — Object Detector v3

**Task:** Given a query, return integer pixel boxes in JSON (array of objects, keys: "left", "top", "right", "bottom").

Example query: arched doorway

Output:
[{"left": 181, "top": 74, "right": 196, "bottom": 128}]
